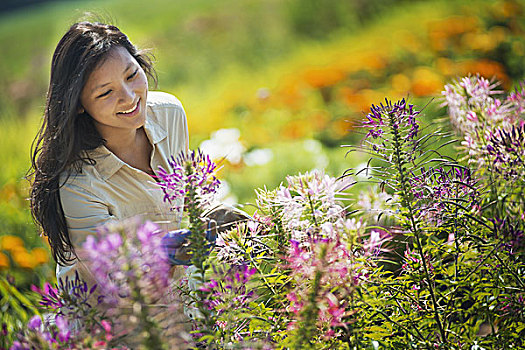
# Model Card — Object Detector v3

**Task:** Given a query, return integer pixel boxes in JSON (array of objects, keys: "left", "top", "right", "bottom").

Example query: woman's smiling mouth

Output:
[{"left": 117, "top": 99, "right": 140, "bottom": 116}]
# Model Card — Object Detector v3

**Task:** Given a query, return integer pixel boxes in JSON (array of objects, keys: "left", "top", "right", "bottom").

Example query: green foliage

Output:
[{"left": 0, "top": 276, "right": 40, "bottom": 349}]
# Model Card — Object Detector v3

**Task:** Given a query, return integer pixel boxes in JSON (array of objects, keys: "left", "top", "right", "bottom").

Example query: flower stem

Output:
[
  {"left": 388, "top": 111, "right": 447, "bottom": 345},
  {"left": 184, "top": 164, "right": 217, "bottom": 346}
]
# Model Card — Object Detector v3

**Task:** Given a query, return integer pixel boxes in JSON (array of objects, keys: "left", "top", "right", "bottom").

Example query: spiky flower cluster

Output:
[
  {"left": 442, "top": 76, "right": 506, "bottom": 134},
  {"left": 10, "top": 315, "right": 120, "bottom": 350},
  {"left": 286, "top": 237, "right": 357, "bottom": 338},
  {"left": 157, "top": 150, "right": 220, "bottom": 212},
  {"left": 442, "top": 75, "right": 524, "bottom": 167},
  {"left": 214, "top": 220, "right": 267, "bottom": 265},
  {"left": 363, "top": 98, "right": 420, "bottom": 159},
  {"left": 506, "top": 81, "right": 525, "bottom": 120},
  {"left": 409, "top": 166, "right": 479, "bottom": 224},
  {"left": 12, "top": 279, "right": 121, "bottom": 350},
  {"left": 261, "top": 170, "right": 352, "bottom": 245},
  {"left": 82, "top": 219, "right": 172, "bottom": 307},
  {"left": 486, "top": 124, "right": 525, "bottom": 179},
  {"left": 199, "top": 264, "right": 257, "bottom": 342},
  {"left": 31, "top": 271, "right": 101, "bottom": 329},
  {"left": 490, "top": 217, "right": 524, "bottom": 255}
]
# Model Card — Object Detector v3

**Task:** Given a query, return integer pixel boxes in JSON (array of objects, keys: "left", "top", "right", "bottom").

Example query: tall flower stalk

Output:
[
  {"left": 82, "top": 219, "right": 174, "bottom": 349},
  {"left": 349, "top": 98, "right": 451, "bottom": 345},
  {"left": 157, "top": 149, "right": 221, "bottom": 345}
]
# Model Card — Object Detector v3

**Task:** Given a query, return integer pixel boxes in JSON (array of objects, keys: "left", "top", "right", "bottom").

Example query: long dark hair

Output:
[{"left": 29, "top": 22, "right": 157, "bottom": 266}]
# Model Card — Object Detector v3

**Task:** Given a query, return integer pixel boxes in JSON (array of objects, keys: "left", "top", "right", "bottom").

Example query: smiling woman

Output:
[
  {"left": 79, "top": 46, "right": 154, "bottom": 176},
  {"left": 27, "top": 21, "right": 190, "bottom": 343}
]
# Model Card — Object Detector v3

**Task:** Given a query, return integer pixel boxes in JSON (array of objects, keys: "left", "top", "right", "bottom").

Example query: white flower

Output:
[
  {"left": 199, "top": 128, "right": 245, "bottom": 164},
  {"left": 243, "top": 148, "right": 273, "bottom": 166}
]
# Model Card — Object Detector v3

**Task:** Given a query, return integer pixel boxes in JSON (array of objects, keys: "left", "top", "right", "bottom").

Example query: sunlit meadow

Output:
[{"left": 1, "top": 0, "right": 525, "bottom": 348}]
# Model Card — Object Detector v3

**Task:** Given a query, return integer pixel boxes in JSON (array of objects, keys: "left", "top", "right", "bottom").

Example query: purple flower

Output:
[
  {"left": 31, "top": 282, "right": 62, "bottom": 310},
  {"left": 507, "top": 81, "right": 525, "bottom": 118},
  {"left": 285, "top": 236, "right": 358, "bottom": 335},
  {"left": 490, "top": 217, "right": 524, "bottom": 254},
  {"left": 408, "top": 166, "right": 479, "bottom": 225},
  {"left": 10, "top": 341, "right": 29, "bottom": 350},
  {"left": 55, "top": 316, "right": 70, "bottom": 343},
  {"left": 363, "top": 98, "right": 420, "bottom": 144},
  {"left": 264, "top": 170, "right": 352, "bottom": 244},
  {"left": 486, "top": 124, "right": 525, "bottom": 179},
  {"left": 157, "top": 149, "right": 220, "bottom": 212},
  {"left": 27, "top": 316, "right": 42, "bottom": 331},
  {"left": 402, "top": 247, "right": 434, "bottom": 275},
  {"left": 199, "top": 264, "right": 257, "bottom": 335},
  {"left": 82, "top": 218, "right": 172, "bottom": 307},
  {"left": 441, "top": 75, "right": 519, "bottom": 167}
]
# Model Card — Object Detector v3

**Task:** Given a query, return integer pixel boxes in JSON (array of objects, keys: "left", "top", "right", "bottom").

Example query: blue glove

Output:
[{"left": 161, "top": 222, "right": 217, "bottom": 266}]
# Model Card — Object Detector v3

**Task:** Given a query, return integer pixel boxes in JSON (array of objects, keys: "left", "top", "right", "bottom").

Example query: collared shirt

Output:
[{"left": 57, "top": 91, "right": 189, "bottom": 285}]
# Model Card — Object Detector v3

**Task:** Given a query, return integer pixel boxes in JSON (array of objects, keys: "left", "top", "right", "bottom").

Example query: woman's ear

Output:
[{"left": 78, "top": 106, "right": 85, "bottom": 114}]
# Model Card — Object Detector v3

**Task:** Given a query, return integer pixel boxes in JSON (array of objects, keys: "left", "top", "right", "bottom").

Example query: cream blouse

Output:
[{"left": 57, "top": 91, "right": 189, "bottom": 286}]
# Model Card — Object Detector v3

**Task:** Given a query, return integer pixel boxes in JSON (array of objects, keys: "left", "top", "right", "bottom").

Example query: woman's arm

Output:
[{"left": 57, "top": 181, "right": 117, "bottom": 286}]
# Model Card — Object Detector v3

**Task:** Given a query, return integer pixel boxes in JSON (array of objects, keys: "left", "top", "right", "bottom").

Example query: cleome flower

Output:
[
  {"left": 362, "top": 98, "right": 421, "bottom": 161},
  {"left": 156, "top": 149, "right": 221, "bottom": 213},
  {"left": 82, "top": 218, "right": 172, "bottom": 307},
  {"left": 262, "top": 170, "right": 353, "bottom": 246},
  {"left": 442, "top": 75, "right": 523, "bottom": 168},
  {"left": 285, "top": 236, "right": 358, "bottom": 337},
  {"left": 408, "top": 165, "right": 479, "bottom": 225},
  {"left": 486, "top": 123, "right": 525, "bottom": 179}
]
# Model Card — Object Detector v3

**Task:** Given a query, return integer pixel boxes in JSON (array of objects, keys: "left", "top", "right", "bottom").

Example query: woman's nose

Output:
[{"left": 119, "top": 83, "right": 136, "bottom": 103}]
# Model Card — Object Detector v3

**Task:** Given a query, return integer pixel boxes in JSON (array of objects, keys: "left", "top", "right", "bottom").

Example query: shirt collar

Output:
[{"left": 91, "top": 114, "right": 167, "bottom": 181}]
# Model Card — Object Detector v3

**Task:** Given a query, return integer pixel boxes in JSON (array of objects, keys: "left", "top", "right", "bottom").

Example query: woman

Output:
[
  {"left": 30, "top": 22, "right": 251, "bottom": 346},
  {"left": 29, "top": 21, "right": 191, "bottom": 343}
]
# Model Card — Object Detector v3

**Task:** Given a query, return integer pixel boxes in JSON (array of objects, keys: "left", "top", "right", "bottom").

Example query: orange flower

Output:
[
  {"left": 410, "top": 67, "right": 444, "bottom": 97},
  {"left": 311, "top": 111, "right": 330, "bottom": 130},
  {"left": 390, "top": 74, "right": 411, "bottom": 95},
  {"left": 436, "top": 57, "right": 455, "bottom": 76},
  {"left": 343, "top": 89, "right": 385, "bottom": 113},
  {"left": 0, "top": 235, "right": 24, "bottom": 252},
  {"left": 360, "top": 53, "right": 387, "bottom": 72},
  {"left": 302, "top": 67, "right": 345, "bottom": 89},
  {"left": 281, "top": 119, "right": 310, "bottom": 140},
  {"left": 459, "top": 59, "right": 510, "bottom": 88},
  {"left": 12, "top": 248, "right": 38, "bottom": 269},
  {"left": 0, "top": 252, "right": 9, "bottom": 269},
  {"left": 31, "top": 247, "right": 49, "bottom": 265},
  {"left": 427, "top": 16, "right": 478, "bottom": 52},
  {"left": 278, "top": 78, "right": 303, "bottom": 109},
  {"left": 329, "top": 118, "right": 351, "bottom": 138}
]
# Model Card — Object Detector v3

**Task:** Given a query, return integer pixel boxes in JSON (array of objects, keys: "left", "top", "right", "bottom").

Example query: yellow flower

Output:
[
  {"left": 0, "top": 235, "right": 24, "bottom": 252},
  {"left": 0, "top": 252, "right": 9, "bottom": 269}
]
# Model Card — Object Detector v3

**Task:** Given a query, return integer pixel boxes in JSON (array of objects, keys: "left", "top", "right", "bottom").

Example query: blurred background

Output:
[{"left": 0, "top": 0, "right": 524, "bottom": 288}]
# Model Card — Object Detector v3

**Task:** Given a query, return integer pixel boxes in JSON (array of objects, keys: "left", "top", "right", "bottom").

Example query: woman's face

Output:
[{"left": 80, "top": 46, "right": 148, "bottom": 140}]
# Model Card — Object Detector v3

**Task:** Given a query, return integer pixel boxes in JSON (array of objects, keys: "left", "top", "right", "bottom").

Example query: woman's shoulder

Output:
[
  {"left": 147, "top": 91, "right": 184, "bottom": 111},
  {"left": 146, "top": 91, "right": 188, "bottom": 141}
]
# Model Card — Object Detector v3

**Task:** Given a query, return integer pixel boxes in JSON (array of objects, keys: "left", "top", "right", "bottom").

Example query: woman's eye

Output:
[
  {"left": 127, "top": 69, "right": 138, "bottom": 80},
  {"left": 97, "top": 90, "right": 112, "bottom": 98}
]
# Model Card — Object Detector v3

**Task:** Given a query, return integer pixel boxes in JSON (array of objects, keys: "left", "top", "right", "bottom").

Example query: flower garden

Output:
[{"left": 1, "top": 0, "right": 525, "bottom": 349}]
